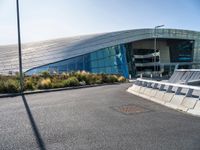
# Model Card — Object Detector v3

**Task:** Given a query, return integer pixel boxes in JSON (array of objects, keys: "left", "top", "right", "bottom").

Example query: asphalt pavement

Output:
[{"left": 0, "top": 83, "right": 200, "bottom": 150}]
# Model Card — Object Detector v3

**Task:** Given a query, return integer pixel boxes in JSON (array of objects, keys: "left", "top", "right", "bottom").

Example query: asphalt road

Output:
[{"left": 0, "top": 83, "right": 200, "bottom": 150}]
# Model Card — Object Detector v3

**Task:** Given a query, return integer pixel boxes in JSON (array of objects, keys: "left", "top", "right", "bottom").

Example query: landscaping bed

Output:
[{"left": 0, "top": 71, "right": 126, "bottom": 93}]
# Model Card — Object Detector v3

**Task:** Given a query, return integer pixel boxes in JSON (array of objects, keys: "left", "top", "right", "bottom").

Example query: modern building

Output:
[{"left": 0, "top": 28, "right": 200, "bottom": 78}]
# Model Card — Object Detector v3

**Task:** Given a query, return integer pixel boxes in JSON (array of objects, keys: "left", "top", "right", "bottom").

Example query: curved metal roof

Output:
[{"left": 0, "top": 28, "right": 200, "bottom": 74}]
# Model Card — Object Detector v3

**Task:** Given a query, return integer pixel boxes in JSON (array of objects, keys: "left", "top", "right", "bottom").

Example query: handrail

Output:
[
  {"left": 137, "top": 78, "right": 200, "bottom": 91},
  {"left": 175, "top": 69, "right": 200, "bottom": 72}
]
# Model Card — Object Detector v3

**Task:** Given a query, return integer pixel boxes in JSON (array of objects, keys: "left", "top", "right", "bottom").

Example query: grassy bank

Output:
[{"left": 0, "top": 71, "right": 126, "bottom": 93}]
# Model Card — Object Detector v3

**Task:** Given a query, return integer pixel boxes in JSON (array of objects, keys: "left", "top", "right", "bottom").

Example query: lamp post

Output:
[
  {"left": 16, "top": 0, "right": 23, "bottom": 93},
  {"left": 154, "top": 25, "right": 164, "bottom": 76}
]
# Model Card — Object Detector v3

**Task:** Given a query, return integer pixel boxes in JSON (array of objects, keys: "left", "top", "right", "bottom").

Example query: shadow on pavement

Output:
[{"left": 22, "top": 94, "right": 46, "bottom": 150}]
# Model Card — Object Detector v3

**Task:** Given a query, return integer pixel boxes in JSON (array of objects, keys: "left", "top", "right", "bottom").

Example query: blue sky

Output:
[{"left": 0, "top": 0, "right": 200, "bottom": 45}]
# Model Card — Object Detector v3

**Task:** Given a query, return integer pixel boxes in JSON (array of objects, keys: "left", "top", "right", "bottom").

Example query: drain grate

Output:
[{"left": 112, "top": 104, "right": 150, "bottom": 115}]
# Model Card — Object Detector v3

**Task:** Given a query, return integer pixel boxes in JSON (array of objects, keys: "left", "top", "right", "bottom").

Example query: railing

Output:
[
  {"left": 134, "top": 52, "right": 160, "bottom": 59},
  {"left": 168, "top": 69, "right": 200, "bottom": 84},
  {"left": 135, "top": 78, "right": 200, "bottom": 98}
]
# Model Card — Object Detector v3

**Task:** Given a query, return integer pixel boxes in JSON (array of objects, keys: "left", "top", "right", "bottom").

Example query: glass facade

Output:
[
  {"left": 156, "top": 29, "right": 200, "bottom": 63},
  {"left": 26, "top": 44, "right": 129, "bottom": 78},
  {"left": 169, "top": 40, "right": 194, "bottom": 62}
]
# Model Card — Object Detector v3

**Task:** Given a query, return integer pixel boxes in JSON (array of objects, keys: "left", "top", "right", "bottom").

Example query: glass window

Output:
[
  {"left": 97, "top": 50, "right": 104, "bottom": 59},
  {"left": 98, "top": 67, "right": 106, "bottom": 73},
  {"left": 77, "top": 62, "right": 83, "bottom": 70},
  {"left": 25, "top": 44, "right": 129, "bottom": 78},
  {"left": 91, "top": 60, "right": 98, "bottom": 68},
  {"left": 68, "top": 59, "right": 76, "bottom": 71},
  {"left": 104, "top": 57, "right": 111, "bottom": 67},
  {"left": 84, "top": 54, "right": 90, "bottom": 62},
  {"left": 90, "top": 52, "right": 97, "bottom": 60},
  {"left": 109, "top": 56, "right": 117, "bottom": 66},
  {"left": 169, "top": 39, "right": 194, "bottom": 62},
  {"left": 91, "top": 68, "right": 97, "bottom": 73},
  {"left": 111, "top": 66, "right": 118, "bottom": 74},
  {"left": 106, "top": 67, "right": 111, "bottom": 74},
  {"left": 57, "top": 65, "right": 67, "bottom": 72},
  {"left": 84, "top": 61, "right": 91, "bottom": 72},
  {"left": 98, "top": 59, "right": 105, "bottom": 68},
  {"left": 104, "top": 48, "right": 110, "bottom": 57},
  {"left": 109, "top": 47, "right": 116, "bottom": 56},
  {"left": 115, "top": 46, "right": 120, "bottom": 55}
]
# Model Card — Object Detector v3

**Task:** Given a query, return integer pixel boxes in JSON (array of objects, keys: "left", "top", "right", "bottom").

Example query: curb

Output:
[{"left": 0, "top": 82, "right": 122, "bottom": 98}]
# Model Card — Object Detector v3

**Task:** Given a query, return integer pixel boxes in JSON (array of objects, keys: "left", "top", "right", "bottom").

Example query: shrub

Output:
[
  {"left": 4, "top": 79, "right": 20, "bottom": 93},
  {"left": 101, "top": 74, "right": 118, "bottom": 83},
  {"left": 118, "top": 76, "right": 126, "bottom": 82},
  {"left": 60, "top": 72, "right": 69, "bottom": 80},
  {"left": 24, "top": 79, "right": 35, "bottom": 90},
  {"left": 94, "top": 75, "right": 103, "bottom": 84},
  {"left": 79, "top": 81, "right": 86, "bottom": 86},
  {"left": 0, "top": 80, "right": 6, "bottom": 93},
  {"left": 28, "top": 75, "right": 40, "bottom": 84},
  {"left": 75, "top": 71, "right": 89, "bottom": 81},
  {"left": 51, "top": 76, "right": 60, "bottom": 84},
  {"left": 37, "top": 78, "right": 52, "bottom": 89},
  {"left": 63, "top": 77, "right": 79, "bottom": 87},
  {"left": 51, "top": 82, "right": 64, "bottom": 88},
  {"left": 107, "top": 75, "right": 118, "bottom": 83},
  {"left": 88, "top": 74, "right": 102, "bottom": 84},
  {"left": 101, "top": 74, "right": 108, "bottom": 83},
  {"left": 40, "top": 71, "right": 51, "bottom": 78},
  {"left": 73, "top": 71, "right": 99, "bottom": 85},
  {"left": 0, "top": 71, "right": 126, "bottom": 93}
]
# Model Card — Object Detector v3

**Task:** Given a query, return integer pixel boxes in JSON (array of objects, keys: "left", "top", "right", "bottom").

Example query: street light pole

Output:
[
  {"left": 16, "top": 0, "right": 23, "bottom": 93},
  {"left": 154, "top": 25, "right": 164, "bottom": 76}
]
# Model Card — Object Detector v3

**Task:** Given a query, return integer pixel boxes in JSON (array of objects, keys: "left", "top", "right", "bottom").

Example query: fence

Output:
[{"left": 168, "top": 69, "right": 200, "bottom": 84}]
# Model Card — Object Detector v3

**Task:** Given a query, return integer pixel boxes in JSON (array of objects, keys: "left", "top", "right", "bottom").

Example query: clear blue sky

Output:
[{"left": 0, "top": 0, "right": 200, "bottom": 45}]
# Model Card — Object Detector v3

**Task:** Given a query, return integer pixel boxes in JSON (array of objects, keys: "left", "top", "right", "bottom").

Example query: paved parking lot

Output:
[{"left": 0, "top": 83, "right": 200, "bottom": 150}]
